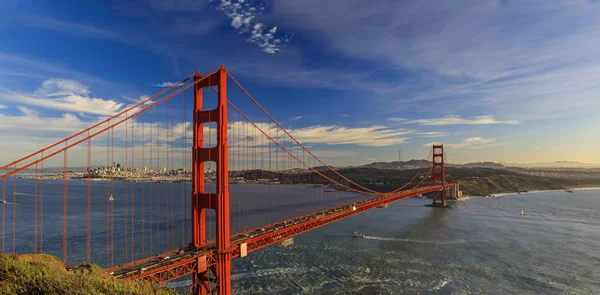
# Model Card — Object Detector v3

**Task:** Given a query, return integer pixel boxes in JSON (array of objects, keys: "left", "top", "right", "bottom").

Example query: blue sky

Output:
[{"left": 0, "top": 0, "right": 599, "bottom": 166}]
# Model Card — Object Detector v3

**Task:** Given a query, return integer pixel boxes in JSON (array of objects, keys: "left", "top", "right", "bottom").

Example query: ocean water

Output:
[
  {"left": 218, "top": 189, "right": 600, "bottom": 294},
  {"left": 2, "top": 178, "right": 600, "bottom": 294}
]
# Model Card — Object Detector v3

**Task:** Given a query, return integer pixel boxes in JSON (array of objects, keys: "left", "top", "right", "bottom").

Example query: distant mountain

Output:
[
  {"left": 505, "top": 161, "right": 600, "bottom": 168},
  {"left": 359, "top": 159, "right": 431, "bottom": 170},
  {"left": 356, "top": 160, "right": 505, "bottom": 170},
  {"left": 462, "top": 162, "right": 504, "bottom": 168}
]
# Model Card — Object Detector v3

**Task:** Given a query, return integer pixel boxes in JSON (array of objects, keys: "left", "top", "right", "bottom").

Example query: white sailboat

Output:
[
  {"left": 520, "top": 209, "right": 524, "bottom": 215},
  {"left": 109, "top": 194, "right": 114, "bottom": 202}
]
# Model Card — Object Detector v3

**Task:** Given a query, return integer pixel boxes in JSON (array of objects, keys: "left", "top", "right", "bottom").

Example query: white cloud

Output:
[
  {"left": 341, "top": 114, "right": 349, "bottom": 117},
  {"left": 411, "top": 116, "right": 519, "bottom": 126},
  {"left": 425, "top": 137, "right": 497, "bottom": 149},
  {"left": 290, "top": 125, "right": 410, "bottom": 147},
  {"left": 289, "top": 115, "right": 303, "bottom": 121},
  {"left": 153, "top": 82, "right": 179, "bottom": 87},
  {"left": 224, "top": 121, "right": 412, "bottom": 148},
  {"left": 18, "top": 106, "right": 39, "bottom": 117},
  {"left": 0, "top": 104, "right": 6, "bottom": 109},
  {"left": 415, "top": 131, "right": 447, "bottom": 138},
  {"left": 387, "top": 117, "right": 408, "bottom": 122},
  {"left": 0, "top": 79, "right": 123, "bottom": 116},
  {"left": 464, "top": 137, "right": 493, "bottom": 144},
  {"left": 217, "top": 0, "right": 290, "bottom": 54}
]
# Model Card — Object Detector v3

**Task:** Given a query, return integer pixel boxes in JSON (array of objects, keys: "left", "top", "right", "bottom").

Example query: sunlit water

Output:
[{"left": 2, "top": 178, "right": 600, "bottom": 294}]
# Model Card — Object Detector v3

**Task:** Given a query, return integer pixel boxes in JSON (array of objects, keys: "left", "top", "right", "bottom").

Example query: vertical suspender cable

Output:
[
  {"left": 63, "top": 142, "right": 68, "bottom": 264},
  {"left": 142, "top": 112, "right": 145, "bottom": 257},
  {"left": 1, "top": 178, "right": 5, "bottom": 253},
  {"left": 106, "top": 122, "right": 110, "bottom": 267},
  {"left": 34, "top": 162, "right": 38, "bottom": 253},
  {"left": 87, "top": 131, "right": 91, "bottom": 263},
  {"left": 13, "top": 164, "right": 16, "bottom": 253},
  {"left": 131, "top": 117, "right": 135, "bottom": 262},
  {"left": 157, "top": 106, "right": 160, "bottom": 252},
  {"left": 150, "top": 109, "right": 153, "bottom": 256},
  {"left": 40, "top": 152, "right": 43, "bottom": 253},
  {"left": 125, "top": 116, "right": 129, "bottom": 263}
]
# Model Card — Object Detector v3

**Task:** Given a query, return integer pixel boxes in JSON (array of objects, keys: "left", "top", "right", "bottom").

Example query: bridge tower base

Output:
[{"left": 192, "top": 67, "right": 232, "bottom": 295}]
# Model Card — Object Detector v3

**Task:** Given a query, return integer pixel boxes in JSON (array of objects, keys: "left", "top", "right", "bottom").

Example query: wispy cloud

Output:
[
  {"left": 411, "top": 116, "right": 519, "bottom": 126},
  {"left": 226, "top": 121, "right": 412, "bottom": 147},
  {"left": 153, "top": 82, "right": 179, "bottom": 87},
  {"left": 341, "top": 114, "right": 349, "bottom": 117},
  {"left": 272, "top": 1, "right": 600, "bottom": 120},
  {"left": 387, "top": 117, "right": 408, "bottom": 123},
  {"left": 425, "top": 137, "right": 498, "bottom": 149},
  {"left": 0, "top": 104, "right": 6, "bottom": 109},
  {"left": 415, "top": 131, "right": 447, "bottom": 138},
  {"left": 26, "top": 14, "right": 122, "bottom": 41},
  {"left": 18, "top": 106, "right": 39, "bottom": 117},
  {"left": 289, "top": 115, "right": 303, "bottom": 121},
  {"left": 291, "top": 125, "right": 411, "bottom": 147},
  {"left": 0, "top": 79, "right": 123, "bottom": 116},
  {"left": 217, "top": 0, "right": 291, "bottom": 54}
]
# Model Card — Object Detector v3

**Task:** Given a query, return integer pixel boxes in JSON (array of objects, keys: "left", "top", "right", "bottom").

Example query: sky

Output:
[{"left": 0, "top": 0, "right": 599, "bottom": 167}]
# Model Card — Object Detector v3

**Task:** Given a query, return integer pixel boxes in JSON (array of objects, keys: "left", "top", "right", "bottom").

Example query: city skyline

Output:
[{"left": 1, "top": 1, "right": 599, "bottom": 166}]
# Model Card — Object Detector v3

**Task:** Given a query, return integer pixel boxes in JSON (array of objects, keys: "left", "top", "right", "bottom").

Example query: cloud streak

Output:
[
  {"left": 153, "top": 82, "right": 180, "bottom": 87},
  {"left": 425, "top": 137, "right": 498, "bottom": 149},
  {"left": 411, "top": 116, "right": 519, "bottom": 126},
  {"left": 0, "top": 79, "right": 123, "bottom": 116}
]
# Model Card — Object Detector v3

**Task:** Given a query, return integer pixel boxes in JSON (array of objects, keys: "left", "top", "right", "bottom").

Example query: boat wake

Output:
[
  {"left": 14, "top": 192, "right": 35, "bottom": 196},
  {"left": 363, "top": 236, "right": 466, "bottom": 244},
  {"left": 428, "top": 279, "right": 450, "bottom": 291}
]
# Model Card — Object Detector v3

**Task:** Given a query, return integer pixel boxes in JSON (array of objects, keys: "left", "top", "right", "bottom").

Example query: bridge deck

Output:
[{"left": 104, "top": 185, "right": 453, "bottom": 285}]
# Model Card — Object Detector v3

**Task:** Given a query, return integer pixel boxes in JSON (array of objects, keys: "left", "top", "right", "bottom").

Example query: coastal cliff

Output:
[{"left": 457, "top": 174, "right": 570, "bottom": 196}]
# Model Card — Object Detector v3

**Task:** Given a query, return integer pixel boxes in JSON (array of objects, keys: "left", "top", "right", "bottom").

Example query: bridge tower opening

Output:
[
  {"left": 192, "top": 66, "right": 232, "bottom": 295},
  {"left": 431, "top": 144, "right": 447, "bottom": 207}
]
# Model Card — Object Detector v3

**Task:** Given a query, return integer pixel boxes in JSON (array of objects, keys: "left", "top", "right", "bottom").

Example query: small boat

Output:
[
  {"left": 521, "top": 209, "right": 524, "bottom": 215},
  {"left": 109, "top": 194, "right": 114, "bottom": 202},
  {"left": 565, "top": 189, "right": 573, "bottom": 193},
  {"left": 0, "top": 199, "right": 6, "bottom": 204},
  {"left": 353, "top": 231, "right": 366, "bottom": 238},
  {"left": 324, "top": 189, "right": 337, "bottom": 193}
]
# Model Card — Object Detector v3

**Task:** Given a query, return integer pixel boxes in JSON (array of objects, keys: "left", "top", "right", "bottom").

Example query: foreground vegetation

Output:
[{"left": 0, "top": 254, "right": 178, "bottom": 295}]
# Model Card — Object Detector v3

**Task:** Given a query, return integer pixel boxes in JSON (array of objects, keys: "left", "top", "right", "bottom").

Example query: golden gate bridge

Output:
[{"left": 0, "top": 66, "right": 457, "bottom": 294}]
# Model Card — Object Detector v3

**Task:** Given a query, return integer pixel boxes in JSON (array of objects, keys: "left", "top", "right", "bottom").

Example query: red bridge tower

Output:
[
  {"left": 431, "top": 144, "right": 447, "bottom": 207},
  {"left": 192, "top": 66, "right": 232, "bottom": 295}
]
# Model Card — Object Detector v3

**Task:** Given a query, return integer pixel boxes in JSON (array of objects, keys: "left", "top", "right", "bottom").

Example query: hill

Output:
[
  {"left": 308, "top": 166, "right": 600, "bottom": 197},
  {"left": 0, "top": 254, "right": 178, "bottom": 295},
  {"left": 359, "top": 159, "right": 431, "bottom": 170},
  {"left": 504, "top": 161, "right": 600, "bottom": 168}
]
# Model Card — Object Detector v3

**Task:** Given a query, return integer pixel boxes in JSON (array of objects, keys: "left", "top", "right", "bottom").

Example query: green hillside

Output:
[{"left": 0, "top": 254, "right": 178, "bottom": 295}]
